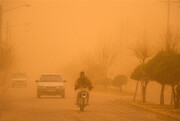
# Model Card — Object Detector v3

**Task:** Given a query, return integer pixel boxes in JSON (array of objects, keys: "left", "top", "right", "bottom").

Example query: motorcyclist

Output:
[{"left": 75, "top": 71, "right": 93, "bottom": 105}]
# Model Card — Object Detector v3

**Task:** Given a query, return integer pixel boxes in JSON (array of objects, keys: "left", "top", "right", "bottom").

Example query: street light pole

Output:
[
  {"left": 0, "top": 3, "right": 30, "bottom": 43},
  {"left": 2, "top": 4, "right": 31, "bottom": 12}
]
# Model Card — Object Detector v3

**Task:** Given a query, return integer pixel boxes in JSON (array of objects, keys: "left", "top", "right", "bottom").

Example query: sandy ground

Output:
[{"left": 0, "top": 86, "right": 178, "bottom": 121}]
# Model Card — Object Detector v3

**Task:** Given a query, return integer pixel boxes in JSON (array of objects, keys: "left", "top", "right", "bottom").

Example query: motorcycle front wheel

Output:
[{"left": 80, "top": 98, "right": 85, "bottom": 112}]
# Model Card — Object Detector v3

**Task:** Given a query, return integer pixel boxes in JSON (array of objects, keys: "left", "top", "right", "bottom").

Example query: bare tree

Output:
[
  {"left": 95, "top": 33, "right": 121, "bottom": 77},
  {"left": 129, "top": 40, "right": 152, "bottom": 64},
  {"left": 129, "top": 34, "right": 152, "bottom": 102},
  {"left": 160, "top": 29, "right": 180, "bottom": 53}
]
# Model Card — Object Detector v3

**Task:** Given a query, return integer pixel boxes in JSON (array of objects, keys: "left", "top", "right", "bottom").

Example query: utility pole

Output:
[
  {"left": 0, "top": 5, "right": 2, "bottom": 43},
  {"left": 166, "top": 0, "right": 171, "bottom": 51},
  {"left": 0, "top": 5, "right": 2, "bottom": 74},
  {"left": 167, "top": 0, "right": 170, "bottom": 30}
]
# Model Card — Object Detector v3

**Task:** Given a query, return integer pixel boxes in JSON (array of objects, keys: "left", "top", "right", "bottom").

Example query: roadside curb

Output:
[{"left": 121, "top": 100, "right": 180, "bottom": 120}]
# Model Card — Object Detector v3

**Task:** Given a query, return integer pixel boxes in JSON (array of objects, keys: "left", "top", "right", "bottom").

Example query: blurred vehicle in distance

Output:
[
  {"left": 11, "top": 73, "right": 28, "bottom": 88},
  {"left": 36, "top": 74, "right": 66, "bottom": 98}
]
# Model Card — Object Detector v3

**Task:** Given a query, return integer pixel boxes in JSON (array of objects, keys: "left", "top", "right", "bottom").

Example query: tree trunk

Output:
[
  {"left": 0, "top": 71, "right": 2, "bottom": 110},
  {"left": 140, "top": 81, "right": 143, "bottom": 101},
  {"left": 172, "top": 85, "right": 178, "bottom": 108},
  {"left": 177, "top": 95, "right": 179, "bottom": 108},
  {"left": 160, "top": 84, "right": 165, "bottom": 105},
  {"left": 133, "top": 81, "right": 139, "bottom": 101},
  {"left": 142, "top": 86, "right": 146, "bottom": 103},
  {"left": 142, "top": 81, "right": 148, "bottom": 103},
  {"left": 170, "top": 89, "right": 174, "bottom": 105}
]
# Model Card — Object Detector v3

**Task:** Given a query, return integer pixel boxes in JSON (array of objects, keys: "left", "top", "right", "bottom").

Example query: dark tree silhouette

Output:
[
  {"left": 159, "top": 29, "right": 180, "bottom": 105},
  {"left": 176, "top": 83, "right": 180, "bottom": 108},
  {"left": 146, "top": 51, "right": 180, "bottom": 107},
  {"left": 113, "top": 74, "right": 128, "bottom": 92},
  {"left": 131, "top": 64, "right": 148, "bottom": 101}
]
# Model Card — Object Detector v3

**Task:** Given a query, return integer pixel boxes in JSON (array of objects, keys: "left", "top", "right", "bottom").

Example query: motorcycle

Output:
[{"left": 77, "top": 88, "right": 89, "bottom": 112}]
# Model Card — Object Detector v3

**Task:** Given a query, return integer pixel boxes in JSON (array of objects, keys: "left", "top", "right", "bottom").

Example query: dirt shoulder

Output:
[
  {"left": 94, "top": 87, "right": 180, "bottom": 120},
  {"left": 119, "top": 100, "right": 180, "bottom": 120}
]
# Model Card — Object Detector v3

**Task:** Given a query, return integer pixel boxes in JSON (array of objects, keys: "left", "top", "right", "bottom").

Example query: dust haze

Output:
[{"left": 0, "top": 0, "right": 180, "bottom": 121}]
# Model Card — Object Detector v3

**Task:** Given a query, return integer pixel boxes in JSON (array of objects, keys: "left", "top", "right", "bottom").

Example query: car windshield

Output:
[
  {"left": 11, "top": 73, "right": 27, "bottom": 78},
  {"left": 40, "top": 75, "right": 62, "bottom": 82}
]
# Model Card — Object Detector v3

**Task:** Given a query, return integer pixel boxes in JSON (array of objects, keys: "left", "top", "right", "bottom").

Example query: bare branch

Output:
[
  {"left": 94, "top": 33, "right": 121, "bottom": 76},
  {"left": 161, "top": 28, "right": 180, "bottom": 53},
  {"left": 129, "top": 34, "right": 152, "bottom": 64}
]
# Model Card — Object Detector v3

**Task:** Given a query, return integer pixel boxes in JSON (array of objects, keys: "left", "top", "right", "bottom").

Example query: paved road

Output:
[{"left": 0, "top": 87, "right": 178, "bottom": 121}]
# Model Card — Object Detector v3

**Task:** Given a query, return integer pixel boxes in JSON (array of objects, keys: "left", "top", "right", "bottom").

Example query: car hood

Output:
[{"left": 38, "top": 82, "right": 64, "bottom": 87}]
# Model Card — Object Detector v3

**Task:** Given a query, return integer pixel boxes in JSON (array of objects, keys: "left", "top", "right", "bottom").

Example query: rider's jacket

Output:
[{"left": 75, "top": 77, "right": 93, "bottom": 91}]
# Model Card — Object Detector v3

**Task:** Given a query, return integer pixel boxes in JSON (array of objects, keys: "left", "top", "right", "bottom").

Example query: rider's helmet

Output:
[{"left": 80, "top": 71, "right": 85, "bottom": 78}]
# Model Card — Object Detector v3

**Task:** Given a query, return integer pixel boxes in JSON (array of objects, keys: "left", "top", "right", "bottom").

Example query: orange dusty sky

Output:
[{"left": 1, "top": 0, "right": 180, "bottom": 77}]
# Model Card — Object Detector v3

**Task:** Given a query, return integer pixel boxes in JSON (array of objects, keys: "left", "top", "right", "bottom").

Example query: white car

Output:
[
  {"left": 11, "top": 73, "right": 28, "bottom": 88},
  {"left": 36, "top": 74, "right": 66, "bottom": 98}
]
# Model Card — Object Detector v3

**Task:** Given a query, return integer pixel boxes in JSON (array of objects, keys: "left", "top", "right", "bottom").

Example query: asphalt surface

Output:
[{"left": 0, "top": 86, "right": 178, "bottom": 121}]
